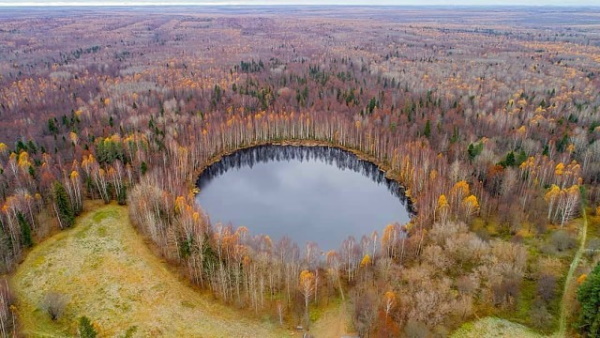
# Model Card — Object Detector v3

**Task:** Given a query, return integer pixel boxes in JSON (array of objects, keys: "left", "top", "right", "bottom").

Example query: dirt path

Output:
[
  {"left": 11, "top": 204, "right": 290, "bottom": 337},
  {"left": 557, "top": 204, "right": 588, "bottom": 337}
]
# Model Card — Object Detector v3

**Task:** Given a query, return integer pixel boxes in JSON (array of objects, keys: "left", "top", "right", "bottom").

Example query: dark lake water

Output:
[{"left": 195, "top": 145, "right": 411, "bottom": 251}]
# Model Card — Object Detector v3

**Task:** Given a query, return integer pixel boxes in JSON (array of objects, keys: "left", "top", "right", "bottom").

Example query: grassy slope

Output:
[
  {"left": 11, "top": 203, "right": 289, "bottom": 337},
  {"left": 451, "top": 317, "right": 543, "bottom": 338}
]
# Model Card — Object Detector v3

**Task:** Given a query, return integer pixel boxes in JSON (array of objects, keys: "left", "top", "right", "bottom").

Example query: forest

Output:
[{"left": 0, "top": 6, "right": 600, "bottom": 337}]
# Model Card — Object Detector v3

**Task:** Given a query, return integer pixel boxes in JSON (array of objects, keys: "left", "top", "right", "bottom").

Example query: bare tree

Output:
[{"left": 43, "top": 292, "right": 68, "bottom": 321}]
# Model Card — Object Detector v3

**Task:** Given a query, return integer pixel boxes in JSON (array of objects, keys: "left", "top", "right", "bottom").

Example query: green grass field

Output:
[
  {"left": 11, "top": 203, "right": 289, "bottom": 337},
  {"left": 451, "top": 317, "right": 544, "bottom": 338}
]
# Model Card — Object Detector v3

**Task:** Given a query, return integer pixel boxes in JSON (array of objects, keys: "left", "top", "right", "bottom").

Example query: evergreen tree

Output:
[
  {"left": 468, "top": 144, "right": 475, "bottom": 160},
  {"left": 53, "top": 181, "right": 75, "bottom": 228},
  {"left": 450, "top": 126, "right": 460, "bottom": 143},
  {"left": 17, "top": 212, "right": 33, "bottom": 247},
  {"left": 117, "top": 185, "right": 127, "bottom": 206},
  {"left": 505, "top": 151, "right": 516, "bottom": 167},
  {"left": 499, "top": 151, "right": 516, "bottom": 168},
  {"left": 423, "top": 119, "right": 431, "bottom": 138},
  {"left": 47, "top": 118, "right": 58, "bottom": 135},
  {"left": 542, "top": 144, "right": 550, "bottom": 156},
  {"left": 468, "top": 142, "right": 484, "bottom": 161},
  {"left": 577, "top": 263, "right": 600, "bottom": 336},
  {"left": 140, "top": 161, "right": 148, "bottom": 175},
  {"left": 557, "top": 134, "right": 569, "bottom": 153}
]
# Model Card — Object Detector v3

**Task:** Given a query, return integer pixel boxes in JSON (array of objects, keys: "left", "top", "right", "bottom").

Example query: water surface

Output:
[{"left": 195, "top": 145, "right": 411, "bottom": 251}]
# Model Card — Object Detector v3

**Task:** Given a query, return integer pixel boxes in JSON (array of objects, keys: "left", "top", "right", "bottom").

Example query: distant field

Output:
[{"left": 11, "top": 203, "right": 288, "bottom": 337}]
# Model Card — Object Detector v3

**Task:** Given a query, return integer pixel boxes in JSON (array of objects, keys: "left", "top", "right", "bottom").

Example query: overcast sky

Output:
[{"left": 0, "top": 0, "right": 598, "bottom": 6}]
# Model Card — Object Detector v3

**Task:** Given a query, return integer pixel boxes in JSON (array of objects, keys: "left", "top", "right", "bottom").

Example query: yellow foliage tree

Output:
[
  {"left": 384, "top": 291, "right": 396, "bottom": 318},
  {"left": 299, "top": 270, "right": 316, "bottom": 328},
  {"left": 437, "top": 194, "right": 449, "bottom": 209},
  {"left": 452, "top": 180, "right": 470, "bottom": 196},
  {"left": 381, "top": 224, "right": 397, "bottom": 258},
  {"left": 544, "top": 184, "right": 560, "bottom": 220},
  {"left": 555, "top": 162, "right": 565, "bottom": 176},
  {"left": 360, "top": 254, "right": 372, "bottom": 267},
  {"left": 69, "top": 132, "right": 78, "bottom": 145},
  {"left": 450, "top": 180, "right": 470, "bottom": 208},
  {"left": 436, "top": 194, "right": 450, "bottom": 222},
  {"left": 462, "top": 195, "right": 479, "bottom": 217},
  {"left": 174, "top": 196, "right": 186, "bottom": 214},
  {"left": 17, "top": 152, "right": 30, "bottom": 168}
]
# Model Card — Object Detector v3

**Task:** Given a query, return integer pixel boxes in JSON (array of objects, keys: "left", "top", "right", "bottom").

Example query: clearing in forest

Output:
[
  {"left": 11, "top": 203, "right": 288, "bottom": 337},
  {"left": 451, "top": 317, "right": 544, "bottom": 338}
]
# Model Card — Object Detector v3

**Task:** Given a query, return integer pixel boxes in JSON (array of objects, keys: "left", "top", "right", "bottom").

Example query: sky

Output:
[{"left": 0, "top": 0, "right": 597, "bottom": 6}]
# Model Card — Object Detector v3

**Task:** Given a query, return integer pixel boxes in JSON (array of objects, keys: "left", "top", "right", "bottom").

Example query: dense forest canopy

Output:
[{"left": 0, "top": 6, "right": 599, "bottom": 336}]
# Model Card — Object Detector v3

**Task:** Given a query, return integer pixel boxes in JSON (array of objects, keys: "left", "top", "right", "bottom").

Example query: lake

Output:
[{"left": 195, "top": 145, "right": 411, "bottom": 251}]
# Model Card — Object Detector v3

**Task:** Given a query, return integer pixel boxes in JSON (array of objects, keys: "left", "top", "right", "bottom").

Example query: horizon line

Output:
[{"left": 1, "top": 3, "right": 599, "bottom": 7}]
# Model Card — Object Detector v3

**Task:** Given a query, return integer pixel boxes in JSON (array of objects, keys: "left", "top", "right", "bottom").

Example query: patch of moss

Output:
[
  {"left": 309, "top": 306, "right": 324, "bottom": 323},
  {"left": 97, "top": 225, "right": 108, "bottom": 237},
  {"left": 31, "top": 254, "right": 46, "bottom": 268},
  {"left": 120, "top": 326, "right": 138, "bottom": 338},
  {"left": 92, "top": 209, "right": 119, "bottom": 223}
]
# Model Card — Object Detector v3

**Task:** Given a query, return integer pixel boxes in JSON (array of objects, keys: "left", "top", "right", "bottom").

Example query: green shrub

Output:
[
  {"left": 577, "top": 263, "right": 600, "bottom": 336},
  {"left": 78, "top": 316, "right": 97, "bottom": 338}
]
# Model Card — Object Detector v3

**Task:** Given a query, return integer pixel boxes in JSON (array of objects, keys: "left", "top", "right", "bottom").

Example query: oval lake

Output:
[{"left": 195, "top": 145, "right": 411, "bottom": 251}]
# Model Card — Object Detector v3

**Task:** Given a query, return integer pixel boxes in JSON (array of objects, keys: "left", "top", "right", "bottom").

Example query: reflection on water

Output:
[{"left": 196, "top": 145, "right": 412, "bottom": 251}]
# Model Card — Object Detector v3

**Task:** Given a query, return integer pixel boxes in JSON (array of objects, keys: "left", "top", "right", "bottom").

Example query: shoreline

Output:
[{"left": 192, "top": 138, "right": 417, "bottom": 214}]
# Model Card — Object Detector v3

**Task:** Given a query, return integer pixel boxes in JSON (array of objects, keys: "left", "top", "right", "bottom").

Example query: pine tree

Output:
[
  {"left": 47, "top": 118, "right": 59, "bottom": 135},
  {"left": 117, "top": 185, "right": 127, "bottom": 205},
  {"left": 17, "top": 212, "right": 32, "bottom": 247},
  {"left": 140, "top": 161, "right": 148, "bottom": 175},
  {"left": 423, "top": 119, "right": 431, "bottom": 138},
  {"left": 505, "top": 151, "right": 516, "bottom": 167},
  {"left": 53, "top": 181, "right": 75, "bottom": 228}
]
